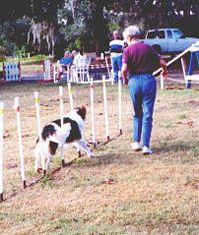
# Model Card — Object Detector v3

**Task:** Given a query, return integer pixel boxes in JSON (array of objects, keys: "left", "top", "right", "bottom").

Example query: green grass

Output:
[{"left": 1, "top": 81, "right": 199, "bottom": 234}]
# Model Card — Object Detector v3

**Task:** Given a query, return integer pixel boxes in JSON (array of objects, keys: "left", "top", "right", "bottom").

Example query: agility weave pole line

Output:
[
  {"left": 0, "top": 82, "right": 130, "bottom": 202},
  {"left": 102, "top": 75, "right": 110, "bottom": 142},
  {"left": 67, "top": 82, "right": 74, "bottom": 110},
  {"left": 0, "top": 103, "right": 4, "bottom": 202},
  {"left": 14, "top": 97, "right": 27, "bottom": 189},
  {"left": 59, "top": 86, "right": 65, "bottom": 167},
  {"left": 90, "top": 78, "right": 97, "bottom": 148},
  {"left": 34, "top": 92, "right": 46, "bottom": 176}
]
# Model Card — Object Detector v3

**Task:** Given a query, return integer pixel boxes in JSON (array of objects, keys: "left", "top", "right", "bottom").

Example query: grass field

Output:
[{"left": 1, "top": 80, "right": 199, "bottom": 235}]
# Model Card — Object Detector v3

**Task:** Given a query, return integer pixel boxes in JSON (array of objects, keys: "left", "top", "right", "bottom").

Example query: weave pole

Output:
[
  {"left": 105, "top": 56, "right": 112, "bottom": 82},
  {"left": 14, "top": 97, "right": 27, "bottom": 188},
  {"left": 90, "top": 78, "right": 97, "bottom": 148},
  {"left": 118, "top": 71, "right": 122, "bottom": 135},
  {"left": 59, "top": 86, "right": 65, "bottom": 167},
  {"left": 102, "top": 75, "right": 110, "bottom": 142},
  {"left": 0, "top": 103, "right": 4, "bottom": 202},
  {"left": 34, "top": 92, "right": 46, "bottom": 176},
  {"left": 67, "top": 82, "right": 74, "bottom": 110},
  {"left": 160, "top": 75, "right": 164, "bottom": 90}
]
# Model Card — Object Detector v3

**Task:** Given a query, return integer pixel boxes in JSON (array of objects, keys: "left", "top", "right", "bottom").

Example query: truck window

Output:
[
  {"left": 147, "top": 30, "right": 165, "bottom": 39},
  {"left": 157, "top": 31, "right": 165, "bottom": 38},
  {"left": 167, "top": 30, "right": 172, "bottom": 38},
  {"left": 173, "top": 29, "right": 185, "bottom": 39},
  {"left": 147, "top": 31, "right": 158, "bottom": 39}
]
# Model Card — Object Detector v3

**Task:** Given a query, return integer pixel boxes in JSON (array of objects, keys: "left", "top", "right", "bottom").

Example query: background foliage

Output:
[{"left": 0, "top": 0, "right": 199, "bottom": 58}]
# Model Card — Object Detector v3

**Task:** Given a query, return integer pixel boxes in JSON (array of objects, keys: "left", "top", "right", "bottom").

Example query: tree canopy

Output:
[{"left": 0, "top": 0, "right": 199, "bottom": 57}]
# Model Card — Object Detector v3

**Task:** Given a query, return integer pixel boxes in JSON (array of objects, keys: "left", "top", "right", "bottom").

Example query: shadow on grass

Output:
[{"left": 152, "top": 140, "right": 199, "bottom": 163}]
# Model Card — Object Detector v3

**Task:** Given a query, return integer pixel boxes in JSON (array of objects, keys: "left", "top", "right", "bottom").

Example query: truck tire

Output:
[{"left": 152, "top": 45, "right": 161, "bottom": 53}]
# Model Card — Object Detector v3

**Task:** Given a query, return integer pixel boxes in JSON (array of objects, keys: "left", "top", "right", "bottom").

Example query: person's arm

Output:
[
  {"left": 59, "top": 58, "right": 65, "bottom": 66},
  {"left": 122, "top": 48, "right": 129, "bottom": 85},
  {"left": 121, "top": 63, "right": 128, "bottom": 85},
  {"left": 159, "top": 58, "right": 167, "bottom": 78}
]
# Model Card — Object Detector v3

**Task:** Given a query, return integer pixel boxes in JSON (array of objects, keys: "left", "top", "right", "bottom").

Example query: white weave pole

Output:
[
  {"left": 90, "top": 78, "right": 96, "bottom": 148},
  {"left": 14, "top": 97, "right": 27, "bottom": 188},
  {"left": 0, "top": 102, "right": 4, "bottom": 202},
  {"left": 102, "top": 75, "right": 110, "bottom": 142},
  {"left": 118, "top": 71, "right": 122, "bottom": 135},
  {"left": 160, "top": 75, "right": 164, "bottom": 90},
  {"left": 59, "top": 86, "right": 65, "bottom": 167},
  {"left": 105, "top": 56, "right": 111, "bottom": 82},
  {"left": 34, "top": 92, "right": 46, "bottom": 176},
  {"left": 59, "top": 86, "right": 64, "bottom": 127},
  {"left": 67, "top": 82, "right": 74, "bottom": 110}
]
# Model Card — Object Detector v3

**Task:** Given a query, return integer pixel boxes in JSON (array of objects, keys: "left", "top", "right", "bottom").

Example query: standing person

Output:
[
  {"left": 122, "top": 25, "right": 167, "bottom": 154},
  {"left": 72, "top": 49, "right": 83, "bottom": 66},
  {"left": 109, "top": 30, "right": 124, "bottom": 83}
]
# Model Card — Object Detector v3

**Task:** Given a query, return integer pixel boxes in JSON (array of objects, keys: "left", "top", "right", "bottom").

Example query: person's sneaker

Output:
[
  {"left": 142, "top": 146, "right": 153, "bottom": 155},
  {"left": 132, "top": 142, "right": 142, "bottom": 151}
]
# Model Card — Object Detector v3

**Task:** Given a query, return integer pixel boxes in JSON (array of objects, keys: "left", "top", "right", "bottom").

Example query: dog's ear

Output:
[{"left": 76, "top": 105, "right": 87, "bottom": 120}]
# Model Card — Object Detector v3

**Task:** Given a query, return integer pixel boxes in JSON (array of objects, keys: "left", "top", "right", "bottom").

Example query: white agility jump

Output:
[
  {"left": 3, "top": 61, "right": 21, "bottom": 82},
  {"left": 2, "top": 59, "right": 55, "bottom": 82},
  {"left": 0, "top": 79, "right": 123, "bottom": 201},
  {"left": 43, "top": 59, "right": 53, "bottom": 81}
]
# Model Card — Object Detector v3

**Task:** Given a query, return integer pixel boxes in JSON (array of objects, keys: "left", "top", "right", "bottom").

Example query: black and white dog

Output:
[{"left": 35, "top": 105, "right": 93, "bottom": 172}]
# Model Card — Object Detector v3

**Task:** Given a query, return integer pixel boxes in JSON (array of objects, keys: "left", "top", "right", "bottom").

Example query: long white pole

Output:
[
  {"left": 105, "top": 56, "right": 111, "bottom": 82},
  {"left": 67, "top": 82, "right": 74, "bottom": 110},
  {"left": 118, "top": 71, "right": 122, "bottom": 135},
  {"left": 90, "top": 78, "right": 96, "bottom": 148},
  {"left": 102, "top": 75, "right": 110, "bottom": 142},
  {"left": 59, "top": 86, "right": 64, "bottom": 126},
  {"left": 160, "top": 75, "right": 164, "bottom": 90},
  {"left": 0, "top": 102, "right": 4, "bottom": 201},
  {"left": 34, "top": 92, "right": 46, "bottom": 175},
  {"left": 14, "top": 97, "right": 26, "bottom": 188},
  {"left": 59, "top": 86, "right": 65, "bottom": 167}
]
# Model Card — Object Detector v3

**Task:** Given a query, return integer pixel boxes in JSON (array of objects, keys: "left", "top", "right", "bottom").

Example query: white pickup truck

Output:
[{"left": 142, "top": 28, "right": 199, "bottom": 54}]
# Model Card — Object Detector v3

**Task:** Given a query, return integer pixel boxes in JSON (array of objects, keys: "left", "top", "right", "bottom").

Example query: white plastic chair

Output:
[{"left": 71, "top": 57, "right": 91, "bottom": 83}]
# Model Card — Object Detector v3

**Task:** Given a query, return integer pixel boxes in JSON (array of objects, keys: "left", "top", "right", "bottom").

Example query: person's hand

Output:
[
  {"left": 123, "top": 79, "right": 128, "bottom": 86},
  {"left": 161, "top": 69, "right": 168, "bottom": 79}
]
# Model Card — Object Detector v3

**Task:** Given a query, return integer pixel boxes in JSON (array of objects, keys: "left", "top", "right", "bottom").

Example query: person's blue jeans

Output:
[
  {"left": 128, "top": 74, "right": 157, "bottom": 147},
  {"left": 111, "top": 55, "right": 122, "bottom": 83}
]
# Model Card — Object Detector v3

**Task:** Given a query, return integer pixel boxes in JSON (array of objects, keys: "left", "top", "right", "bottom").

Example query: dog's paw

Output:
[{"left": 90, "top": 152, "right": 95, "bottom": 158}]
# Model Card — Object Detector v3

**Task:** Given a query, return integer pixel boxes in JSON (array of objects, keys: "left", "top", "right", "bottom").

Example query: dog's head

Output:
[{"left": 75, "top": 105, "right": 87, "bottom": 120}]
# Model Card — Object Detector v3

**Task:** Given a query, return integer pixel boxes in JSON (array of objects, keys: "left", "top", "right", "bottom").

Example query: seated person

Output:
[{"left": 57, "top": 50, "right": 73, "bottom": 78}]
